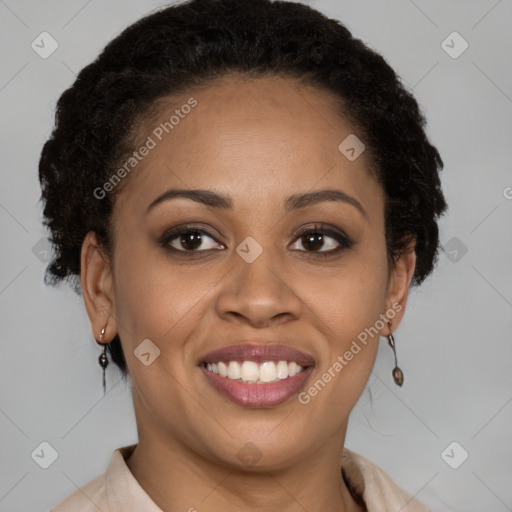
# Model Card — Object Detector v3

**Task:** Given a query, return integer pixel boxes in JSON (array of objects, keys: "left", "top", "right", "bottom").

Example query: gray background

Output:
[{"left": 1, "top": 0, "right": 511, "bottom": 511}]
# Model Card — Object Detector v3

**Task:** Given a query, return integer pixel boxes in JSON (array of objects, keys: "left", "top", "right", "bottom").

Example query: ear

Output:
[
  {"left": 80, "top": 231, "right": 117, "bottom": 343},
  {"left": 382, "top": 237, "right": 416, "bottom": 335}
]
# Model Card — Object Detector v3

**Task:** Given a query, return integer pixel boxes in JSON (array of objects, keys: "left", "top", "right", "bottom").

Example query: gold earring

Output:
[{"left": 387, "top": 321, "right": 404, "bottom": 387}]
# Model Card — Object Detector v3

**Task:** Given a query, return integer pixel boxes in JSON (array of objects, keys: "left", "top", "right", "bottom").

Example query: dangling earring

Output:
[
  {"left": 387, "top": 320, "right": 404, "bottom": 387},
  {"left": 96, "top": 322, "right": 109, "bottom": 395}
]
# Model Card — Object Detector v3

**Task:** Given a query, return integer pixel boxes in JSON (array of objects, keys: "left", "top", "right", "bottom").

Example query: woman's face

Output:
[{"left": 83, "top": 76, "right": 414, "bottom": 468}]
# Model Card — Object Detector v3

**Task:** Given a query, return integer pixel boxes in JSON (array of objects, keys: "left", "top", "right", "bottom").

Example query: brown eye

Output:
[
  {"left": 290, "top": 224, "right": 353, "bottom": 256},
  {"left": 161, "top": 226, "right": 224, "bottom": 253},
  {"left": 175, "top": 231, "right": 204, "bottom": 251}
]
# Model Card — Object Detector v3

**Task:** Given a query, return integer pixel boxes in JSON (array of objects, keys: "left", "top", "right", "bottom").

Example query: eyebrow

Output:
[{"left": 146, "top": 188, "right": 367, "bottom": 218}]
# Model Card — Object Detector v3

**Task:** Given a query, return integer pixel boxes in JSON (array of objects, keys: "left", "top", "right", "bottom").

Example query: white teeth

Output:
[
  {"left": 227, "top": 361, "right": 241, "bottom": 380},
  {"left": 276, "top": 360, "right": 289, "bottom": 379},
  {"left": 259, "top": 361, "right": 277, "bottom": 382},
  {"left": 218, "top": 361, "right": 228, "bottom": 377},
  {"left": 241, "top": 361, "right": 259, "bottom": 382},
  {"left": 205, "top": 360, "right": 307, "bottom": 383}
]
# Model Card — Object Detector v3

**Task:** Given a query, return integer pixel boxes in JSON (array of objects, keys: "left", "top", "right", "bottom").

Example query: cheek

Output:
[
  {"left": 110, "top": 250, "right": 201, "bottom": 418},
  {"left": 308, "top": 236, "right": 389, "bottom": 391},
  {"left": 313, "top": 237, "right": 389, "bottom": 336},
  {"left": 111, "top": 242, "right": 219, "bottom": 372}
]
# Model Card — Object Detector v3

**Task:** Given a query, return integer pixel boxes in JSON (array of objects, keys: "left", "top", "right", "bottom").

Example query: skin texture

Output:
[{"left": 81, "top": 76, "right": 416, "bottom": 512}]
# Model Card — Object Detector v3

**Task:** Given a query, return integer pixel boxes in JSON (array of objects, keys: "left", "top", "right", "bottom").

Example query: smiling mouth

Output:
[
  {"left": 198, "top": 343, "right": 316, "bottom": 407},
  {"left": 200, "top": 359, "right": 315, "bottom": 408},
  {"left": 201, "top": 360, "right": 309, "bottom": 385}
]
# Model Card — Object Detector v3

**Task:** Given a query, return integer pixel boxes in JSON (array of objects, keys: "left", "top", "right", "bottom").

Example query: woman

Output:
[{"left": 40, "top": 0, "right": 447, "bottom": 510}]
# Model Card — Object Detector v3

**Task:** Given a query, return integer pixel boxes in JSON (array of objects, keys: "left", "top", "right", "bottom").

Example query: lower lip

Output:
[{"left": 200, "top": 365, "right": 314, "bottom": 408}]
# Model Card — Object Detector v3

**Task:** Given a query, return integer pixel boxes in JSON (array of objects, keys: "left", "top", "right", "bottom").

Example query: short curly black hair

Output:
[{"left": 38, "top": 0, "right": 447, "bottom": 376}]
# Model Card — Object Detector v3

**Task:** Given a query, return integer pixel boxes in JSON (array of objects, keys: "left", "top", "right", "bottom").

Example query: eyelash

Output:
[{"left": 159, "top": 223, "right": 354, "bottom": 258}]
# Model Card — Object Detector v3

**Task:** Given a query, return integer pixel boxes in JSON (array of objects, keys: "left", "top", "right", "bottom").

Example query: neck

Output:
[{"left": 125, "top": 427, "right": 364, "bottom": 512}]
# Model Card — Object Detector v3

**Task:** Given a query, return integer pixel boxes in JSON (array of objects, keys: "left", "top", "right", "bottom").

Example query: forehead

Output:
[{"left": 113, "top": 76, "right": 383, "bottom": 218}]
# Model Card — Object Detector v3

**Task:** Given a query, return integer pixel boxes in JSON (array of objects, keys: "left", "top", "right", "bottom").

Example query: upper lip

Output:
[{"left": 199, "top": 343, "right": 316, "bottom": 367}]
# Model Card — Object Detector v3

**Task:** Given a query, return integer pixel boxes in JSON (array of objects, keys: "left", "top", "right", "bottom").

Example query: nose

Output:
[{"left": 215, "top": 244, "right": 302, "bottom": 328}]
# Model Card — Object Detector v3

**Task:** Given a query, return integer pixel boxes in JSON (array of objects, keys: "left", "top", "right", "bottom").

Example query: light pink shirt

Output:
[{"left": 50, "top": 444, "right": 429, "bottom": 511}]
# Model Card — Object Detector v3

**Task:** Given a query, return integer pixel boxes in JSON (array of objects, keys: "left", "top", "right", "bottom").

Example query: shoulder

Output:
[
  {"left": 49, "top": 444, "right": 139, "bottom": 512},
  {"left": 50, "top": 472, "right": 107, "bottom": 511},
  {"left": 342, "top": 448, "right": 430, "bottom": 512}
]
